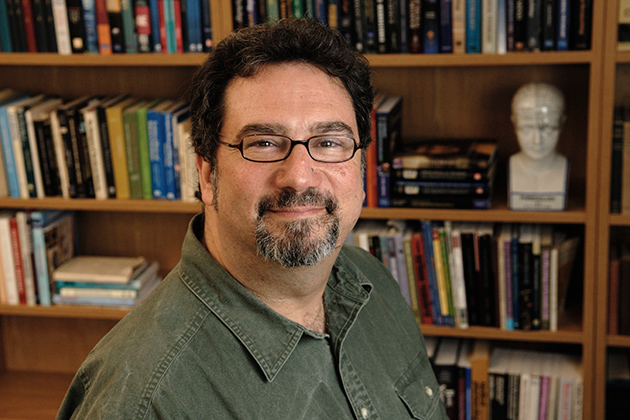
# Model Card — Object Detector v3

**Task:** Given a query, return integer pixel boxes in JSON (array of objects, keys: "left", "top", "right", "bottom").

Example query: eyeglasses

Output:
[{"left": 219, "top": 134, "right": 362, "bottom": 163}]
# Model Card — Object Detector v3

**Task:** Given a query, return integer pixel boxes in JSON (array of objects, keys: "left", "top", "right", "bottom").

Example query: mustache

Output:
[{"left": 257, "top": 188, "right": 338, "bottom": 217}]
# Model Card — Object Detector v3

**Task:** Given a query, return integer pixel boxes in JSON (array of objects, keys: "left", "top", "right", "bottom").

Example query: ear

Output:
[{"left": 196, "top": 154, "right": 215, "bottom": 207}]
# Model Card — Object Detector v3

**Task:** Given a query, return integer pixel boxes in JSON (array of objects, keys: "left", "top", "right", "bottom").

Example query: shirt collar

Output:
[{"left": 178, "top": 213, "right": 372, "bottom": 382}]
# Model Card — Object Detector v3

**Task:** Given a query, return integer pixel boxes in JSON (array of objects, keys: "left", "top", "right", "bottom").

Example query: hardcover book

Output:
[{"left": 392, "top": 139, "right": 497, "bottom": 170}]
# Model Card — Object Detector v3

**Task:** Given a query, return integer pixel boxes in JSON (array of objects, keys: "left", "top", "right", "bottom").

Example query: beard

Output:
[{"left": 254, "top": 188, "right": 340, "bottom": 268}]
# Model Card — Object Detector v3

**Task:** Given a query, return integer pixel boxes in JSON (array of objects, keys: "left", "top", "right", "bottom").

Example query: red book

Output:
[
  {"left": 9, "top": 217, "right": 27, "bottom": 305},
  {"left": 173, "top": 0, "right": 183, "bottom": 53},
  {"left": 96, "top": 0, "right": 112, "bottom": 54},
  {"left": 21, "top": 0, "right": 38, "bottom": 52},
  {"left": 411, "top": 231, "right": 434, "bottom": 325}
]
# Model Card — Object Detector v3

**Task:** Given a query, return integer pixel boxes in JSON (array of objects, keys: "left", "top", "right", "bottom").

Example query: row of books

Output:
[
  {"left": 348, "top": 219, "right": 580, "bottom": 330},
  {"left": 610, "top": 105, "right": 630, "bottom": 214},
  {"left": 366, "top": 92, "right": 498, "bottom": 210},
  {"left": 427, "top": 337, "right": 583, "bottom": 420},
  {"left": 233, "top": 0, "right": 592, "bottom": 54},
  {"left": 52, "top": 255, "right": 160, "bottom": 307},
  {"left": 607, "top": 241, "right": 630, "bottom": 336},
  {"left": 0, "top": 0, "right": 213, "bottom": 54},
  {"left": 0, "top": 88, "right": 198, "bottom": 202},
  {"left": 0, "top": 209, "right": 76, "bottom": 306}
]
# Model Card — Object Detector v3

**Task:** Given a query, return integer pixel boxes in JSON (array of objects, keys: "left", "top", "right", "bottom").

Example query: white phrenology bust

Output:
[{"left": 509, "top": 82, "right": 569, "bottom": 209}]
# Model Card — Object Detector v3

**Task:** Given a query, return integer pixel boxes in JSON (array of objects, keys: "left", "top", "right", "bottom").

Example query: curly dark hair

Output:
[{"left": 188, "top": 18, "right": 374, "bottom": 167}]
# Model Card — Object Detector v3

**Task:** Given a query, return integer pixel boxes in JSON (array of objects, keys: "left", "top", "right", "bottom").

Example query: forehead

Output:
[{"left": 221, "top": 63, "right": 356, "bottom": 131}]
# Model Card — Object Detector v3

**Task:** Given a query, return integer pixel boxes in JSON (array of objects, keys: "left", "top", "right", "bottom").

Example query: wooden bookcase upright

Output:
[{"left": 0, "top": 1, "right": 608, "bottom": 418}]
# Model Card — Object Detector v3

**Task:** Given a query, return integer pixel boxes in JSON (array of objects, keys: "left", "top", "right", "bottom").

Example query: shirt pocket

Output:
[{"left": 394, "top": 351, "right": 444, "bottom": 420}]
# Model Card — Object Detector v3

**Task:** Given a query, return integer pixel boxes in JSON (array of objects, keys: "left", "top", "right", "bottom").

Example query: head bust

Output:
[{"left": 511, "top": 82, "right": 566, "bottom": 162}]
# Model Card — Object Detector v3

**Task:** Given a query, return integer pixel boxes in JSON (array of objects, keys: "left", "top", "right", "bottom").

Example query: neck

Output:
[{"left": 202, "top": 215, "right": 336, "bottom": 334}]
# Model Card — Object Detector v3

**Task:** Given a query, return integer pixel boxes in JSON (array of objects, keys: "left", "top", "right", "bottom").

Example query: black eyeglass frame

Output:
[{"left": 218, "top": 134, "right": 363, "bottom": 163}]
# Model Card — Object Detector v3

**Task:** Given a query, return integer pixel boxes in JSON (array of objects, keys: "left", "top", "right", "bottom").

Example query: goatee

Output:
[{"left": 255, "top": 188, "right": 339, "bottom": 268}]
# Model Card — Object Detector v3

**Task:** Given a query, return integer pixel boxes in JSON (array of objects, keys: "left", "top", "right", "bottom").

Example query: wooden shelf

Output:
[
  {"left": 607, "top": 334, "right": 630, "bottom": 348},
  {"left": 0, "top": 371, "right": 72, "bottom": 420},
  {"left": 0, "top": 304, "right": 129, "bottom": 320},
  {"left": 420, "top": 324, "right": 583, "bottom": 344},
  {"left": 0, "top": 50, "right": 595, "bottom": 68},
  {"left": 0, "top": 197, "right": 202, "bottom": 213}
]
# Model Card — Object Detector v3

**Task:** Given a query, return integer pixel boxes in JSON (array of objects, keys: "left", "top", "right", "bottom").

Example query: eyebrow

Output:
[{"left": 235, "top": 121, "right": 355, "bottom": 139}]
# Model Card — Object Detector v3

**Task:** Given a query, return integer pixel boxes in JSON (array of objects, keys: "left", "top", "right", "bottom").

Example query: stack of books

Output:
[
  {"left": 52, "top": 256, "right": 160, "bottom": 307},
  {"left": 389, "top": 139, "right": 498, "bottom": 210}
]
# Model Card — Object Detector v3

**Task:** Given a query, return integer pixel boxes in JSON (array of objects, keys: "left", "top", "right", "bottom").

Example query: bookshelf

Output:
[
  {"left": 596, "top": 2, "right": 630, "bottom": 420},
  {"left": 0, "top": 1, "right": 609, "bottom": 419}
]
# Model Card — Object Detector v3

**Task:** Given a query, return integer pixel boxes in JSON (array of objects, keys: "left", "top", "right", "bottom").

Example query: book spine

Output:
[
  {"left": 135, "top": 0, "right": 152, "bottom": 52},
  {"left": 465, "top": 0, "right": 481, "bottom": 52},
  {"left": 422, "top": 0, "right": 439, "bottom": 53},
  {"left": 149, "top": 0, "right": 161, "bottom": 51},
  {"left": 421, "top": 220, "right": 445, "bottom": 325},
  {"left": 20, "top": 0, "right": 38, "bottom": 51},
  {"left": 137, "top": 106, "right": 154, "bottom": 200},
  {"left": 452, "top": 0, "right": 465, "bottom": 53},
  {"left": 513, "top": 0, "right": 526, "bottom": 50},
  {"left": 0, "top": 0, "right": 13, "bottom": 52},
  {"left": 162, "top": 109, "right": 176, "bottom": 200},
  {"left": 95, "top": 0, "right": 112, "bottom": 54},
  {"left": 408, "top": 0, "right": 422, "bottom": 53},
  {"left": 20, "top": 108, "right": 42, "bottom": 198},
  {"left": 67, "top": 0, "right": 87, "bottom": 52},
  {"left": 31, "top": 0, "right": 49, "bottom": 52},
  {"left": 9, "top": 216, "right": 27, "bottom": 304},
  {"left": 148, "top": 110, "right": 165, "bottom": 199},
  {"left": 611, "top": 106, "right": 624, "bottom": 213},
  {"left": 83, "top": 109, "right": 108, "bottom": 199},
  {"left": 105, "top": 105, "right": 131, "bottom": 199},
  {"left": 0, "top": 107, "right": 21, "bottom": 197},
  {"left": 481, "top": 0, "right": 496, "bottom": 53},
  {"left": 375, "top": 0, "right": 387, "bottom": 53},
  {"left": 15, "top": 211, "right": 36, "bottom": 305},
  {"left": 96, "top": 105, "right": 117, "bottom": 197},
  {"left": 82, "top": 0, "right": 99, "bottom": 53},
  {"left": 439, "top": 0, "right": 453, "bottom": 53},
  {"left": 541, "top": 0, "right": 555, "bottom": 50},
  {"left": 555, "top": 0, "right": 569, "bottom": 51},
  {"left": 201, "top": 0, "right": 212, "bottom": 51},
  {"left": 123, "top": 110, "right": 143, "bottom": 198},
  {"left": 0, "top": 215, "right": 20, "bottom": 305},
  {"left": 411, "top": 232, "right": 434, "bottom": 324},
  {"left": 526, "top": 0, "right": 542, "bottom": 51},
  {"left": 108, "top": 0, "right": 125, "bottom": 53}
]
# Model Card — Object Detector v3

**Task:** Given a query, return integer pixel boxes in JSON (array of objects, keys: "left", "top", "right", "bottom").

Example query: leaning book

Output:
[{"left": 392, "top": 139, "right": 498, "bottom": 170}]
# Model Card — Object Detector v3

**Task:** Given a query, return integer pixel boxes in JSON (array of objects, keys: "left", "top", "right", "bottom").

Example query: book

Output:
[
  {"left": 105, "top": 96, "right": 140, "bottom": 199},
  {"left": 410, "top": 229, "right": 434, "bottom": 325},
  {"left": 375, "top": 95, "right": 403, "bottom": 207},
  {"left": 392, "top": 180, "right": 493, "bottom": 198},
  {"left": 15, "top": 211, "right": 36, "bottom": 305},
  {"left": 0, "top": 211, "right": 20, "bottom": 305},
  {"left": 0, "top": 91, "right": 31, "bottom": 198},
  {"left": 433, "top": 338, "right": 461, "bottom": 419},
  {"left": 52, "top": 273, "right": 159, "bottom": 306},
  {"left": 391, "top": 160, "right": 497, "bottom": 183},
  {"left": 147, "top": 99, "right": 174, "bottom": 199},
  {"left": 30, "top": 210, "right": 76, "bottom": 306},
  {"left": 67, "top": 0, "right": 86, "bottom": 52},
  {"left": 393, "top": 140, "right": 498, "bottom": 171},
  {"left": 96, "top": 94, "right": 128, "bottom": 198},
  {"left": 481, "top": 0, "right": 497, "bottom": 53},
  {"left": 555, "top": 0, "right": 569, "bottom": 51},
  {"left": 53, "top": 255, "right": 147, "bottom": 283},
  {"left": 51, "top": 0, "right": 72, "bottom": 53},
  {"left": 476, "top": 223, "right": 496, "bottom": 327},
  {"left": 465, "top": 0, "right": 481, "bottom": 53},
  {"left": 470, "top": 340, "right": 490, "bottom": 420},
  {"left": 422, "top": 0, "right": 439, "bottom": 53},
  {"left": 80, "top": 98, "right": 109, "bottom": 200},
  {"left": 122, "top": 99, "right": 149, "bottom": 199},
  {"left": 446, "top": 221, "right": 469, "bottom": 329},
  {"left": 606, "top": 350, "right": 630, "bottom": 420},
  {"left": 439, "top": 0, "right": 453, "bottom": 53},
  {"left": 56, "top": 260, "right": 158, "bottom": 293},
  {"left": 611, "top": 106, "right": 624, "bottom": 213},
  {"left": 620, "top": 0, "right": 630, "bottom": 51}
]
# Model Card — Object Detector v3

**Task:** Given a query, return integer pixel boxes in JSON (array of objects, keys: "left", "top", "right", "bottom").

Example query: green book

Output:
[
  {"left": 123, "top": 100, "right": 149, "bottom": 199},
  {"left": 137, "top": 99, "right": 163, "bottom": 200}
]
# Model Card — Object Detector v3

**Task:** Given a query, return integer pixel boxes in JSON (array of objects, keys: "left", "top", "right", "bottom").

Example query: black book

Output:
[
  {"left": 352, "top": 0, "right": 366, "bottom": 52},
  {"left": 32, "top": 107, "right": 62, "bottom": 196},
  {"left": 477, "top": 225, "right": 497, "bottom": 327},
  {"left": 386, "top": 0, "right": 401, "bottom": 52},
  {"left": 66, "top": 0, "right": 86, "bottom": 52},
  {"left": 518, "top": 224, "right": 534, "bottom": 330},
  {"left": 96, "top": 95, "right": 128, "bottom": 198},
  {"left": 513, "top": 0, "right": 526, "bottom": 51},
  {"left": 460, "top": 226, "right": 480, "bottom": 326},
  {"left": 526, "top": 0, "right": 542, "bottom": 51},
  {"left": 8, "top": 0, "right": 27, "bottom": 51},
  {"left": 541, "top": 0, "right": 555, "bottom": 50},
  {"left": 569, "top": 0, "right": 591, "bottom": 50},
  {"left": 337, "top": 0, "right": 354, "bottom": 49},
  {"left": 31, "top": 0, "right": 49, "bottom": 51},
  {"left": 408, "top": 0, "right": 422, "bottom": 53}
]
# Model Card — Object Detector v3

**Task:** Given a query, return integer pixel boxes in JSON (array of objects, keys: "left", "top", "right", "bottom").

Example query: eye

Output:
[
  {"left": 311, "top": 136, "right": 346, "bottom": 149},
  {"left": 243, "top": 136, "right": 284, "bottom": 150}
]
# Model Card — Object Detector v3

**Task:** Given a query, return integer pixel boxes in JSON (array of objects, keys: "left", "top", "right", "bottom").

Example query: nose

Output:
[{"left": 273, "top": 143, "right": 321, "bottom": 192}]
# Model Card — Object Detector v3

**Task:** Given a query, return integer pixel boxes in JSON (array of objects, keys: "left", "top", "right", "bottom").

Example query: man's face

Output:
[
  {"left": 512, "top": 109, "right": 562, "bottom": 161},
  {"left": 205, "top": 63, "right": 364, "bottom": 268}
]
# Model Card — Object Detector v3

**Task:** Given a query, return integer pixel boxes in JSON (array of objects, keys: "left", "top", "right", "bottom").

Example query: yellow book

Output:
[{"left": 105, "top": 97, "right": 140, "bottom": 199}]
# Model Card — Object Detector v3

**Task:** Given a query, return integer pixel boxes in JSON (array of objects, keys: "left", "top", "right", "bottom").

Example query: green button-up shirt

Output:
[{"left": 57, "top": 214, "right": 447, "bottom": 420}]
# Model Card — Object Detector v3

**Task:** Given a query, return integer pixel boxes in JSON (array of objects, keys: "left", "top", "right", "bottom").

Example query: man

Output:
[
  {"left": 57, "top": 18, "right": 446, "bottom": 420},
  {"left": 509, "top": 82, "right": 569, "bottom": 211}
]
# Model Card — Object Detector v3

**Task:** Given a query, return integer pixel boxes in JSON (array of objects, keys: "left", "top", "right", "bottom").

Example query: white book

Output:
[
  {"left": 482, "top": 0, "right": 497, "bottom": 53},
  {"left": 53, "top": 256, "right": 148, "bottom": 283},
  {"left": 447, "top": 222, "right": 468, "bottom": 329},
  {"left": 15, "top": 211, "right": 36, "bottom": 306},
  {"left": 25, "top": 98, "right": 63, "bottom": 198},
  {"left": 81, "top": 99, "right": 109, "bottom": 199},
  {"left": 452, "top": 0, "right": 466, "bottom": 53},
  {"left": 51, "top": 0, "right": 72, "bottom": 54},
  {"left": 0, "top": 211, "right": 19, "bottom": 305}
]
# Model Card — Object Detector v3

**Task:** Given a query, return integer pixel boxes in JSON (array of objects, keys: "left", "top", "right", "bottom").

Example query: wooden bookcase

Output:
[{"left": 0, "top": 1, "right": 611, "bottom": 418}]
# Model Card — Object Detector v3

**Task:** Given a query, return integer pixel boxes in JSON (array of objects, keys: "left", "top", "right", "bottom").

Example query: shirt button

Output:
[
  {"left": 425, "top": 386, "right": 434, "bottom": 397},
  {"left": 360, "top": 407, "right": 369, "bottom": 419}
]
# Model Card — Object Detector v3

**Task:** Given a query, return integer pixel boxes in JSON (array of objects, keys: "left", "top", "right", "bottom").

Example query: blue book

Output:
[
  {"left": 399, "top": 0, "right": 409, "bottom": 52},
  {"left": 465, "top": 0, "right": 482, "bottom": 53},
  {"left": 31, "top": 210, "right": 76, "bottom": 306},
  {"left": 185, "top": 0, "right": 202, "bottom": 51},
  {"left": 161, "top": 100, "right": 186, "bottom": 200},
  {"left": 149, "top": 0, "right": 162, "bottom": 51},
  {"left": 0, "top": 92, "right": 31, "bottom": 198},
  {"left": 81, "top": 0, "right": 99, "bottom": 53},
  {"left": 147, "top": 99, "right": 174, "bottom": 199},
  {"left": 421, "top": 220, "right": 445, "bottom": 326},
  {"left": 439, "top": 0, "right": 453, "bottom": 53},
  {"left": 314, "top": 0, "right": 327, "bottom": 24},
  {"left": 163, "top": 0, "right": 177, "bottom": 53},
  {"left": 0, "top": 0, "right": 12, "bottom": 52},
  {"left": 422, "top": 0, "right": 440, "bottom": 53},
  {"left": 556, "top": 0, "right": 570, "bottom": 51}
]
